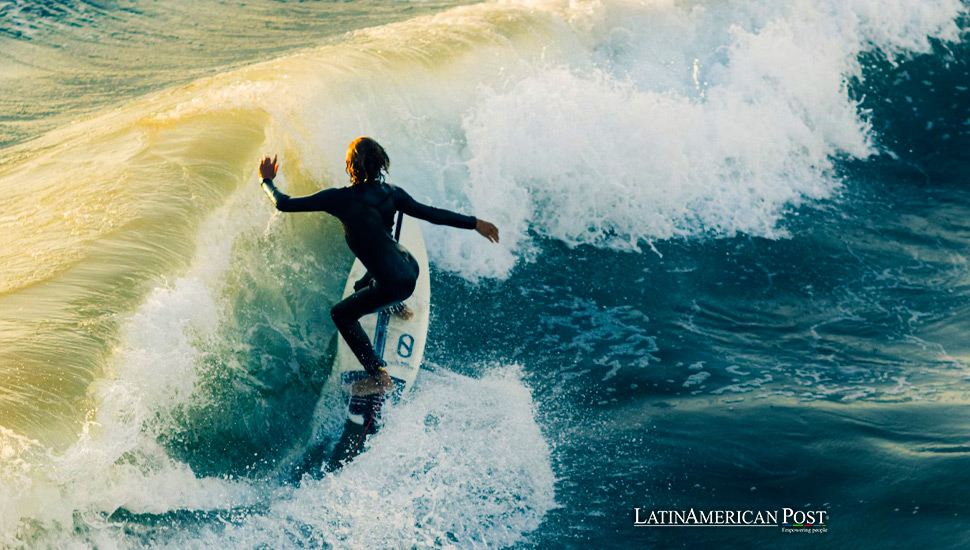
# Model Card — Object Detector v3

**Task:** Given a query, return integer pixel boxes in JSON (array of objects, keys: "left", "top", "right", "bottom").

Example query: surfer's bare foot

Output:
[
  {"left": 352, "top": 370, "right": 394, "bottom": 396},
  {"left": 391, "top": 303, "right": 413, "bottom": 320}
]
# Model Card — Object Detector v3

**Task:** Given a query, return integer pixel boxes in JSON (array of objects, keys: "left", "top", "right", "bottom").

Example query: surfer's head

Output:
[{"left": 346, "top": 136, "right": 390, "bottom": 186}]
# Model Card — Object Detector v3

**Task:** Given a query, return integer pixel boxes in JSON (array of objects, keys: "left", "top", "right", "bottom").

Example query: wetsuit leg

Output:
[
  {"left": 331, "top": 268, "right": 417, "bottom": 375},
  {"left": 355, "top": 271, "right": 407, "bottom": 315}
]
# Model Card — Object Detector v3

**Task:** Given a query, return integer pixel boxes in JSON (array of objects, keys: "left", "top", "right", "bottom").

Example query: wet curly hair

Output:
[{"left": 345, "top": 136, "right": 390, "bottom": 186}]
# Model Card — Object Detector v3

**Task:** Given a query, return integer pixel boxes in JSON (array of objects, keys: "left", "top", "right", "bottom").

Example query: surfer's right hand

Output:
[
  {"left": 475, "top": 219, "right": 500, "bottom": 243},
  {"left": 259, "top": 154, "right": 279, "bottom": 180}
]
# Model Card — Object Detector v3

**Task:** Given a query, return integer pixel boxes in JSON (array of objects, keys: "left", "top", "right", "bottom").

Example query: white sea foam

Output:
[
  {"left": 4, "top": 363, "right": 554, "bottom": 549},
  {"left": 139, "top": 367, "right": 556, "bottom": 550},
  {"left": 248, "top": 0, "right": 966, "bottom": 280},
  {"left": 452, "top": 0, "right": 962, "bottom": 277}
]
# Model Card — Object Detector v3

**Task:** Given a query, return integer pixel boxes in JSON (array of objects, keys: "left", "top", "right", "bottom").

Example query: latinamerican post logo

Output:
[{"left": 634, "top": 508, "right": 828, "bottom": 533}]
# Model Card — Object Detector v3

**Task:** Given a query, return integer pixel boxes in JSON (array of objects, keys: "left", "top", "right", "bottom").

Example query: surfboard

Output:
[{"left": 324, "top": 212, "right": 430, "bottom": 469}]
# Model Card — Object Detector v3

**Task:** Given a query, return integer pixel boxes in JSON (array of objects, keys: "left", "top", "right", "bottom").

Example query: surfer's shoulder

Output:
[{"left": 384, "top": 182, "right": 412, "bottom": 201}]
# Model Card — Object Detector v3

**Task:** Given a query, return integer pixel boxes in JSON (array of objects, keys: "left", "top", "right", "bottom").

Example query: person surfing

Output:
[{"left": 258, "top": 137, "right": 500, "bottom": 394}]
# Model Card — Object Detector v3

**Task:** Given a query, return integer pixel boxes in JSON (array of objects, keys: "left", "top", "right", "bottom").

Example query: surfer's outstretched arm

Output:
[
  {"left": 261, "top": 180, "right": 339, "bottom": 213},
  {"left": 389, "top": 185, "right": 500, "bottom": 243},
  {"left": 259, "top": 155, "right": 339, "bottom": 213},
  {"left": 389, "top": 185, "right": 475, "bottom": 228}
]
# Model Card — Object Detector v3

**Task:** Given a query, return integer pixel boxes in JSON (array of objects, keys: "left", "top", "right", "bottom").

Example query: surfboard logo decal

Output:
[{"left": 397, "top": 334, "right": 414, "bottom": 358}]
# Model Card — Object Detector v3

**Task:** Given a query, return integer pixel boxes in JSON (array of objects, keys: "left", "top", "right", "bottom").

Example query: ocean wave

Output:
[{"left": 246, "top": 0, "right": 966, "bottom": 280}]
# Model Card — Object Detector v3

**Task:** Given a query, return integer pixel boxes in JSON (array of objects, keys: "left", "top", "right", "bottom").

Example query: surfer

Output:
[{"left": 258, "top": 137, "right": 500, "bottom": 392}]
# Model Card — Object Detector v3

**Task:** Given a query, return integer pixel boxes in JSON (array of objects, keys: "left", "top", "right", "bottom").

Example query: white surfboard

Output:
[
  {"left": 336, "top": 213, "right": 430, "bottom": 425},
  {"left": 275, "top": 213, "right": 431, "bottom": 479}
]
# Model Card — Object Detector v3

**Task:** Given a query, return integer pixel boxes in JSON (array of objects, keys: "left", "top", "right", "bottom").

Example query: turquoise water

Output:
[{"left": 2, "top": 0, "right": 970, "bottom": 548}]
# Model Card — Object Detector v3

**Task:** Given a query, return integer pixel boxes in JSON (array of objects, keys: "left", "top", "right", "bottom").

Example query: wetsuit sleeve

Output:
[
  {"left": 390, "top": 186, "right": 477, "bottom": 229},
  {"left": 261, "top": 179, "right": 339, "bottom": 213}
]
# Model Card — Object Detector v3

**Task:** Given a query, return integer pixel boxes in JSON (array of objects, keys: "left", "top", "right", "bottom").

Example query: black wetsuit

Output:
[{"left": 261, "top": 178, "right": 476, "bottom": 374}]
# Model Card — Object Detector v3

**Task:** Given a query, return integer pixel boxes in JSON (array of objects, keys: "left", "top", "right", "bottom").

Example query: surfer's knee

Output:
[{"left": 330, "top": 302, "right": 350, "bottom": 325}]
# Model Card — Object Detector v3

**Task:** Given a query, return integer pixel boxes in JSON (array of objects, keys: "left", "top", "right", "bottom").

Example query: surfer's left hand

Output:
[
  {"left": 353, "top": 370, "right": 394, "bottom": 395},
  {"left": 475, "top": 219, "right": 500, "bottom": 243},
  {"left": 259, "top": 154, "right": 279, "bottom": 180}
]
